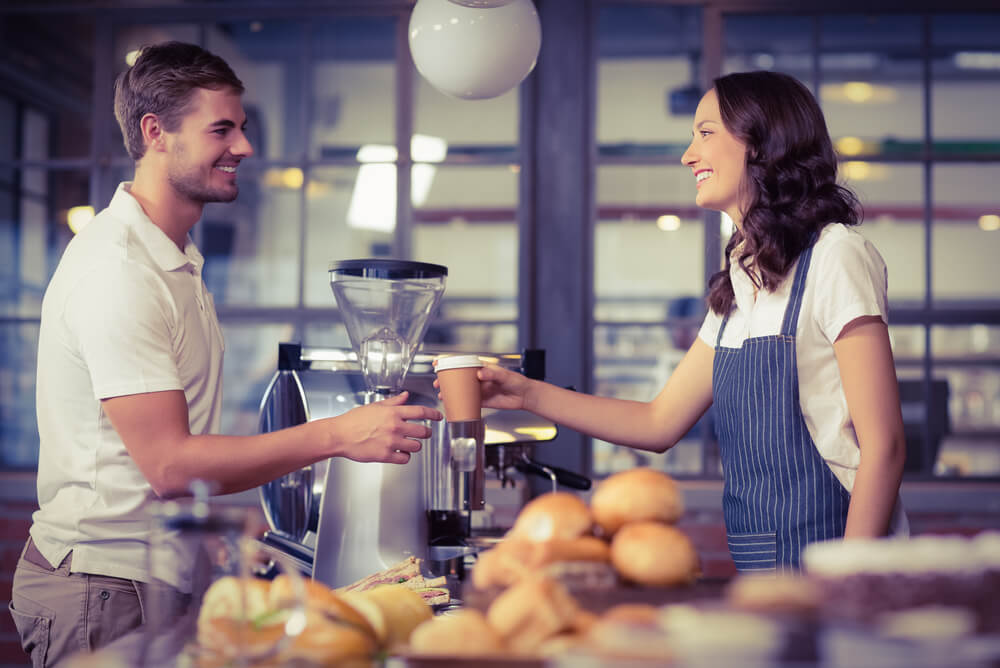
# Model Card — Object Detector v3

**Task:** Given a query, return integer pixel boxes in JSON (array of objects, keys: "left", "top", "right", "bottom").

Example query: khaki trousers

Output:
[{"left": 9, "top": 538, "right": 185, "bottom": 668}]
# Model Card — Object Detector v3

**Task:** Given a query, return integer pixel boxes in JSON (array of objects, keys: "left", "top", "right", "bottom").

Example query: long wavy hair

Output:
[{"left": 706, "top": 71, "right": 862, "bottom": 315}]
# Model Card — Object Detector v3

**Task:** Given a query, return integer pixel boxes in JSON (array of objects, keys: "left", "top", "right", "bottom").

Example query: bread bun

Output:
[
  {"left": 282, "top": 609, "right": 377, "bottom": 665},
  {"left": 610, "top": 521, "right": 700, "bottom": 587},
  {"left": 472, "top": 536, "right": 612, "bottom": 591},
  {"left": 409, "top": 609, "right": 503, "bottom": 656},
  {"left": 487, "top": 576, "right": 580, "bottom": 654},
  {"left": 600, "top": 603, "right": 663, "bottom": 628},
  {"left": 197, "top": 576, "right": 271, "bottom": 627},
  {"left": 508, "top": 492, "right": 593, "bottom": 542},
  {"left": 340, "top": 584, "right": 432, "bottom": 649},
  {"left": 726, "top": 573, "right": 821, "bottom": 615},
  {"left": 591, "top": 468, "right": 683, "bottom": 536},
  {"left": 269, "top": 574, "right": 374, "bottom": 637},
  {"left": 196, "top": 616, "right": 286, "bottom": 660}
]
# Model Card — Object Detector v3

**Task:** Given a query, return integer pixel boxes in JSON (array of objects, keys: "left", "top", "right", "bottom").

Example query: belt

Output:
[{"left": 23, "top": 536, "right": 70, "bottom": 571}]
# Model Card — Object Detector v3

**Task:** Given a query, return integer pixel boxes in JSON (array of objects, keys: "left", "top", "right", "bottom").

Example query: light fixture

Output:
[
  {"left": 408, "top": 0, "right": 541, "bottom": 100},
  {"left": 67, "top": 206, "right": 95, "bottom": 234}
]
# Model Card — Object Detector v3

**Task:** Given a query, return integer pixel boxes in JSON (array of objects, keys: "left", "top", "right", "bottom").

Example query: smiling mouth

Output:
[
  {"left": 695, "top": 171, "right": 712, "bottom": 184},
  {"left": 215, "top": 165, "right": 237, "bottom": 174}
]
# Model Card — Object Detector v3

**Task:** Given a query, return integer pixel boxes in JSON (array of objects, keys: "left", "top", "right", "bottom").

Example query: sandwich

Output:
[{"left": 336, "top": 556, "right": 450, "bottom": 606}]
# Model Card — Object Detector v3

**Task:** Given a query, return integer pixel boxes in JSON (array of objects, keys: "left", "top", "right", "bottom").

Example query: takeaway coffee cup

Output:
[{"left": 434, "top": 355, "right": 484, "bottom": 422}]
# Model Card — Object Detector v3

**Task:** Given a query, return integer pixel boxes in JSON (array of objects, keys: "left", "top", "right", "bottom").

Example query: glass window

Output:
[
  {"left": 1, "top": 169, "right": 85, "bottom": 318},
  {"left": 595, "top": 165, "right": 705, "bottom": 322},
  {"left": 310, "top": 17, "right": 397, "bottom": 160},
  {"left": 0, "top": 323, "right": 40, "bottom": 469},
  {"left": 932, "top": 14, "right": 1000, "bottom": 143},
  {"left": 723, "top": 14, "right": 813, "bottom": 77},
  {"left": 202, "top": 164, "right": 301, "bottom": 307},
  {"left": 931, "top": 165, "right": 1000, "bottom": 303},
  {"left": 820, "top": 15, "right": 924, "bottom": 154},
  {"left": 413, "top": 164, "right": 519, "bottom": 344},
  {"left": 305, "top": 165, "right": 388, "bottom": 308},
  {"left": 1, "top": 14, "right": 94, "bottom": 159},
  {"left": 595, "top": 5, "right": 705, "bottom": 477}
]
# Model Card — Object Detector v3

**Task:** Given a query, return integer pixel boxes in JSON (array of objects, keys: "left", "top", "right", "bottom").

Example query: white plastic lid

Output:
[{"left": 434, "top": 354, "right": 484, "bottom": 372}]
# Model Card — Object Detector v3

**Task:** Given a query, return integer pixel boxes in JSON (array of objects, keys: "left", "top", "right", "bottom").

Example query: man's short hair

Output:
[{"left": 113, "top": 41, "right": 244, "bottom": 162}]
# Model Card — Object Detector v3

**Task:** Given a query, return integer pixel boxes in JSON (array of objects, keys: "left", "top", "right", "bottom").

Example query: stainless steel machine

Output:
[{"left": 256, "top": 259, "right": 589, "bottom": 589}]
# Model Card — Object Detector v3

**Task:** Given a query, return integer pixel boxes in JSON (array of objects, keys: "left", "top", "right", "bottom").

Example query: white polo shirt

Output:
[
  {"left": 698, "top": 223, "right": 907, "bottom": 533},
  {"left": 31, "top": 182, "right": 225, "bottom": 591}
]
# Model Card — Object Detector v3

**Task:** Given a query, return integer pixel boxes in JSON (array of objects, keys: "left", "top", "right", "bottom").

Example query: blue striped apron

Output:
[{"left": 712, "top": 244, "right": 850, "bottom": 572}]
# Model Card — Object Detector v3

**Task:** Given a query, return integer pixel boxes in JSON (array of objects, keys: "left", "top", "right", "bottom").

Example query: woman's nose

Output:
[{"left": 680, "top": 140, "right": 695, "bottom": 166}]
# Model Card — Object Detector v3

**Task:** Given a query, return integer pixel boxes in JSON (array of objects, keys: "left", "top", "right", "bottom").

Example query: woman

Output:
[{"left": 459, "top": 71, "right": 907, "bottom": 572}]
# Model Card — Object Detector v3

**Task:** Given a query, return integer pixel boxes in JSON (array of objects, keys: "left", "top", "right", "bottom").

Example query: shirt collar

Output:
[{"left": 108, "top": 182, "right": 205, "bottom": 273}]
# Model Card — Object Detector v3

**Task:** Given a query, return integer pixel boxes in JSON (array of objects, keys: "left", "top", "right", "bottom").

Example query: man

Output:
[{"left": 10, "top": 41, "right": 440, "bottom": 667}]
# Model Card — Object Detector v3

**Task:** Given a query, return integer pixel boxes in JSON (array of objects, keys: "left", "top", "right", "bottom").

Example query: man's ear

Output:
[{"left": 140, "top": 113, "right": 166, "bottom": 153}]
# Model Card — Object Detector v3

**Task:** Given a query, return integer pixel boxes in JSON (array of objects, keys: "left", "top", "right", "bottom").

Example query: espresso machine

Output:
[{"left": 256, "top": 259, "right": 589, "bottom": 588}]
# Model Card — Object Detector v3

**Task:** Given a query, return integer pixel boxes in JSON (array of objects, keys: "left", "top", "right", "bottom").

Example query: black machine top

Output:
[{"left": 328, "top": 259, "right": 448, "bottom": 280}]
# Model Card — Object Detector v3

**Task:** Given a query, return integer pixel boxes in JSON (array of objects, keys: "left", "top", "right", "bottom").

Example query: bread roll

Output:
[
  {"left": 409, "top": 609, "right": 503, "bottom": 656},
  {"left": 282, "top": 609, "right": 377, "bottom": 665},
  {"left": 269, "top": 574, "right": 375, "bottom": 637},
  {"left": 726, "top": 573, "right": 821, "bottom": 614},
  {"left": 508, "top": 492, "right": 593, "bottom": 542},
  {"left": 340, "top": 584, "right": 433, "bottom": 649},
  {"left": 197, "top": 576, "right": 271, "bottom": 626},
  {"left": 472, "top": 536, "right": 612, "bottom": 591},
  {"left": 486, "top": 576, "right": 580, "bottom": 654},
  {"left": 610, "top": 521, "right": 700, "bottom": 587},
  {"left": 591, "top": 468, "right": 684, "bottom": 536}
]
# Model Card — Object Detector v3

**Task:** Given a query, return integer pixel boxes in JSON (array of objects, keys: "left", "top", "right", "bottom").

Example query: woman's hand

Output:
[
  {"left": 477, "top": 364, "right": 534, "bottom": 411},
  {"left": 432, "top": 363, "right": 534, "bottom": 411}
]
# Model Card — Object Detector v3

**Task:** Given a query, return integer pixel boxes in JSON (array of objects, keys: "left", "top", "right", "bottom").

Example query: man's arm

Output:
[
  {"left": 102, "top": 390, "right": 441, "bottom": 498},
  {"left": 834, "top": 315, "right": 907, "bottom": 537}
]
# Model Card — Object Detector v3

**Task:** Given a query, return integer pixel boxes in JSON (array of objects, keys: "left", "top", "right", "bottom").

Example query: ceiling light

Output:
[
  {"left": 835, "top": 136, "right": 866, "bottom": 156},
  {"left": 67, "top": 206, "right": 95, "bottom": 234},
  {"left": 408, "top": 0, "right": 541, "bottom": 99},
  {"left": 979, "top": 214, "right": 1000, "bottom": 232},
  {"left": 656, "top": 214, "right": 681, "bottom": 232}
]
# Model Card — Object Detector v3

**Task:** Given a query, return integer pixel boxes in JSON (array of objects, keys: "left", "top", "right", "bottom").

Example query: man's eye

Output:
[{"left": 214, "top": 129, "right": 228, "bottom": 136}]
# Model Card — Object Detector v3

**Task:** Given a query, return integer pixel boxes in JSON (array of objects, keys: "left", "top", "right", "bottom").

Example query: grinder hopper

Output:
[{"left": 329, "top": 259, "right": 447, "bottom": 396}]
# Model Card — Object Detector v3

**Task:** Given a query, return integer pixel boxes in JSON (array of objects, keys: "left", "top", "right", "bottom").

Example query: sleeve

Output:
[
  {"left": 812, "top": 232, "right": 889, "bottom": 344},
  {"left": 697, "top": 307, "right": 723, "bottom": 348},
  {"left": 65, "top": 261, "right": 184, "bottom": 400}
]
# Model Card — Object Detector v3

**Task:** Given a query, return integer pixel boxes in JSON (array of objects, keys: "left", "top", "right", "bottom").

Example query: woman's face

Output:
[{"left": 681, "top": 88, "right": 749, "bottom": 226}]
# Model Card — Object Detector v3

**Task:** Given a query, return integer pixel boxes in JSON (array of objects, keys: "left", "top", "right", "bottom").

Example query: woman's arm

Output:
[
  {"left": 833, "top": 315, "right": 907, "bottom": 537},
  {"left": 474, "top": 338, "right": 716, "bottom": 453}
]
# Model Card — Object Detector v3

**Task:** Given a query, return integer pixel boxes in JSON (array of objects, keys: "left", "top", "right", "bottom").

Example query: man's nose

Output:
[{"left": 233, "top": 131, "right": 254, "bottom": 157}]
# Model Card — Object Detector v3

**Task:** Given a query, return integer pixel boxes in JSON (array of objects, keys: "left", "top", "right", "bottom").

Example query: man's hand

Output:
[{"left": 330, "top": 391, "right": 442, "bottom": 464}]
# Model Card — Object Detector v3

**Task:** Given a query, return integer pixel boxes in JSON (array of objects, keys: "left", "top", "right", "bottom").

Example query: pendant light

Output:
[{"left": 408, "top": 0, "right": 542, "bottom": 100}]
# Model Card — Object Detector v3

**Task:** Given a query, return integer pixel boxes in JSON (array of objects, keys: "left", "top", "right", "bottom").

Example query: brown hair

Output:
[
  {"left": 705, "top": 71, "right": 862, "bottom": 315},
  {"left": 113, "top": 41, "right": 244, "bottom": 161}
]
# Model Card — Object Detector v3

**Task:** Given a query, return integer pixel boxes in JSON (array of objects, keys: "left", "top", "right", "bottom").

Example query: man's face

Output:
[
  {"left": 680, "top": 88, "right": 749, "bottom": 226},
  {"left": 164, "top": 87, "right": 253, "bottom": 204}
]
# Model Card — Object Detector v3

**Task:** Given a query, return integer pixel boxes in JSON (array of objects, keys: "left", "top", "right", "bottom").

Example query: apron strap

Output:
[{"left": 780, "top": 242, "right": 816, "bottom": 337}]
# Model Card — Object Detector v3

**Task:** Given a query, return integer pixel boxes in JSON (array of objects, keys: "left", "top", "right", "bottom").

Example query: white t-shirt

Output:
[
  {"left": 31, "top": 182, "right": 225, "bottom": 591},
  {"left": 698, "top": 223, "right": 908, "bottom": 533}
]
